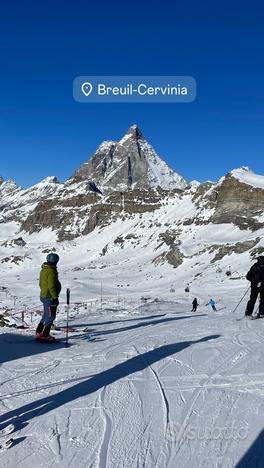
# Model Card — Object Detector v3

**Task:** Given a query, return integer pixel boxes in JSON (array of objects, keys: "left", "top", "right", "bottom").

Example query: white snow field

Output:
[{"left": 1, "top": 294, "right": 264, "bottom": 467}]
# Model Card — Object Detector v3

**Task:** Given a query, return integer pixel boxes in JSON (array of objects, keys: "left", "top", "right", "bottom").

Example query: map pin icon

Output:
[{"left": 81, "top": 82, "right": 93, "bottom": 97}]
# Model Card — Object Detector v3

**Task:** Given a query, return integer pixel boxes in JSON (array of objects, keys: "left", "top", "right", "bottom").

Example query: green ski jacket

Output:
[{"left": 39, "top": 263, "right": 61, "bottom": 299}]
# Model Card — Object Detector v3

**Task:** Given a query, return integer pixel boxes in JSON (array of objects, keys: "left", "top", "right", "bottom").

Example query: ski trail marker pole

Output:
[{"left": 65, "top": 288, "right": 70, "bottom": 347}]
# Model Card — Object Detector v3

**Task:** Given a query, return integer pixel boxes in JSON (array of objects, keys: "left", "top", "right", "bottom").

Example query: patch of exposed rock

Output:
[
  {"left": 1, "top": 255, "right": 30, "bottom": 264},
  {"left": 152, "top": 246, "right": 183, "bottom": 268},
  {"left": 1, "top": 237, "right": 26, "bottom": 248},
  {"left": 210, "top": 238, "right": 260, "bottom": 263},
  {"left": 156, "top": 230, "right": 181, "bottom": 249},
  {"left": 208, "top": 174, "right": 264, "bottom": 230}
]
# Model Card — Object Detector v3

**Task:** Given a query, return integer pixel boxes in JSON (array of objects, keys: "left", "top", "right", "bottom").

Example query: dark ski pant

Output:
[
  {"left": 36, "top": 297, "right": 57, "bottom": 336},
  {"left": 245, "top": 286, "right": 264, "bottom": 316},
  {"left": 192, "top": 306, "right": 197, "bottom": 312}
]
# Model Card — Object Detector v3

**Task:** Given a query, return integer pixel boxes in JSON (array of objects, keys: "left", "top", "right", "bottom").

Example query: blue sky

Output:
[{"left": 0, "top": 0, "right": 263, "bottom": 187}]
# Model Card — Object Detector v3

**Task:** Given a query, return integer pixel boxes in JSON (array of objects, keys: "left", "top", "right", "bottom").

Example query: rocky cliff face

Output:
[
  {"left": 210, "top": 170, "right": 264, "bottom": 230},
  {"left": 19, "top": 188, "right": 165, "bottom": 241},
  {"left": 191, "top": 167, "right": 264, "bottom": 231}
]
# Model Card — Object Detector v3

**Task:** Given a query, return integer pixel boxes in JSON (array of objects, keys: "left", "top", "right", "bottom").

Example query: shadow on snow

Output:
[
  {"left": 0, "top": 333, "right": 64, "bottom": 365},
  {"left": 67, "top": 314, "right": 207, "bottom": 341},
  {"left": 236, "top": 429, "right": 264, "bottom": 467},
  {"left": 93, "top": 314, "right": 207, "bottom": 337},
  {"left": 0, "top": 334, "right": 220, "bottom": 429},
  {"left": 66, "top": 313, "right": 167, "bottom": 328}
]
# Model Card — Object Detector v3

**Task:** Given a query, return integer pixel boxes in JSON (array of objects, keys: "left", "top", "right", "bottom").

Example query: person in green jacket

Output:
[{"left": 35, "top": 253, "right": 61, "bottom": 341}]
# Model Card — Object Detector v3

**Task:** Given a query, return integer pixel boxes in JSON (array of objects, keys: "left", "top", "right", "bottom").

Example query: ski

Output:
[
  {"left": 35, "top": 336, "right": 60, "bottom": 344},
  {"left": 87, "top": 334, "right": 96, "bottom": 342},
  {"left": 236, "top": 315, "right": 262, "bottom": 321},
  {"left": 54, "top": 326, "right": 78, "bottom": 333},
  {"left": 0, "top": 424, "right": 15, "bottom": 437},
  {"left": 0, "top": 438, "right": 13, "bottom": 451},
  {"left": 54, "top": 326, "right": 95, "bottom": 333}
]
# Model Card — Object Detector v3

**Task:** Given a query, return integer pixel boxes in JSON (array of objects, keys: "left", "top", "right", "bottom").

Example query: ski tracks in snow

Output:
[{"left": 2, "top": 307, "right": 264, "bottom": 466}]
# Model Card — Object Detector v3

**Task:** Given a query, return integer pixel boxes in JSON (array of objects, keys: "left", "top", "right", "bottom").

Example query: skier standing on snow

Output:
[
  {"left": 245, "top": 256, "right": 264, "bottom": 319},
  {"left": 191, "top": 298, "right": 198, "bottom": 312},
  {"left": 35, "top": 253, "right": 61, "bottom": 341},
  {"left": 206, "top": 298, "right": 217, "bottom": 312}
]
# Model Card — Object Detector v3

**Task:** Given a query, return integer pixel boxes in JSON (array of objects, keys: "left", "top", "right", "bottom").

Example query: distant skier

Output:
[
  {"left": 245, "top": 256, "right": 264, "bottom": 319},
  {"left": 191, "top": 298, "right": 198, "bottom": 312},
  {"left": 206, "top": 298, "right": 217, "bottom": 312},
  {"left": 35, "top": 253, "right": 61, "bottom": 341}
]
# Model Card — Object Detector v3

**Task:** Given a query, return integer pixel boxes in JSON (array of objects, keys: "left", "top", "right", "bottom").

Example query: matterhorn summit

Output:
[{"left": 71, "top": 125, "right": 188, "bottom": 193}]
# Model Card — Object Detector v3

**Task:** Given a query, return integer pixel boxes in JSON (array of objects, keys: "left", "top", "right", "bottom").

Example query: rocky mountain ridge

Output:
[
  {"left": 0, "top": 125, "right": 188, "bottom": 240},
  {"left": 0, "top": 127, "right": 264, "bottom": 275}
]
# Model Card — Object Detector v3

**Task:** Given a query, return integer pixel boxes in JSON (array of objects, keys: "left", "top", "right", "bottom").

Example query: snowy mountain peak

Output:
[
  {"left": 126, "top": 124, "right": 144, "bottom": 139},
  {"left": 118, "top": 125, "right": 144, "bottom": 146},
  {"left": 0, "top": 178, "right": 20, "bottom": 192},
  {"left": 40, "top": 176, "right": 60, "bottom": 184},
  {"left": 230, "top": 167, "right": 264, "bottom": 189},
  {"left": 71, "top": 125, "right": 187, "bottom": 192},
  {"left": 230, "top": 166, "right": 251, "bottom": 176}
]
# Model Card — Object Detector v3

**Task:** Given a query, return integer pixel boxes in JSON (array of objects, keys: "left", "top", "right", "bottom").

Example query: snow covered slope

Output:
[
  {"left": 2, "top": 297, "right": 264, "bottom": 466},
  {"left": 0, "top": 180, "right": 263, "bottom": 314}
]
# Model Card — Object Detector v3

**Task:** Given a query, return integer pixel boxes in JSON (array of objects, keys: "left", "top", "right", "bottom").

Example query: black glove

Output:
[{"left": 52, "top": 298, "right": 59, "bottom": 306}]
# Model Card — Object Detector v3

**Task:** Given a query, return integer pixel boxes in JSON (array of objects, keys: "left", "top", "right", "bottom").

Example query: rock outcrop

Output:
[{"left": 209, "top": 169, "right": 264, "bottom": 230}]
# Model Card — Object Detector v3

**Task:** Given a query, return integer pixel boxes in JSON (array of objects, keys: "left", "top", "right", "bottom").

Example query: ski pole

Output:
[
  {"left": 231, "top": 285, "right": 250, "bottom": 313},
  {"left": 65, "top": 288, "right": 70, "bottom": 347},
  {"left": 255, "top": 297, "right": 260, "bottom": 316}
]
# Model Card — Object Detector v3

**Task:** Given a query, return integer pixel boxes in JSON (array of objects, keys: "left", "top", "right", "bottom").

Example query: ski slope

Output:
[
  {"left": 1, "top": 168, "right": 264, "bottom": 466},
  {"left": 1, "top": 298, "right": 264, "bottom": 467}
]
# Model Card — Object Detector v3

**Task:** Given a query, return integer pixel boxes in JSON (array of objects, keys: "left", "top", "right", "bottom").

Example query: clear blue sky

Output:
[{"left": 0, "top": 0, "right": 263, "bottom": 187}]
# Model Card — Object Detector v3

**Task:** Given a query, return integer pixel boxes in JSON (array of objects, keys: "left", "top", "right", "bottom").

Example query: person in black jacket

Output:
[
  {"left": 191, "top": 298, "right": 199, "bottom": 312},
  {"left": 245, "top": 256, "right": 264, "bottom": 318}
]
